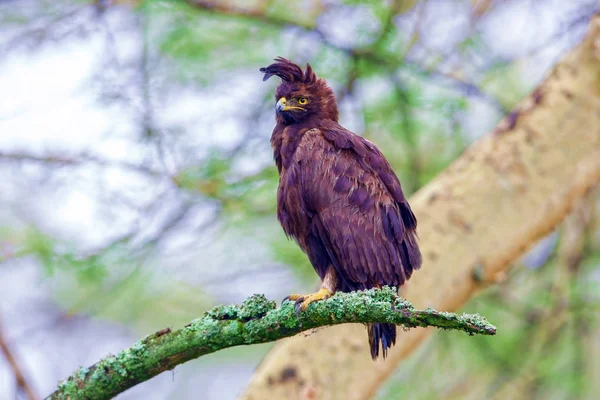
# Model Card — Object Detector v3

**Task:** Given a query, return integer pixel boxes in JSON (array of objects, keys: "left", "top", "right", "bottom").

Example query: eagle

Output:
[{"left": 260, "top": 57, "right": 422, "bottom": 359}]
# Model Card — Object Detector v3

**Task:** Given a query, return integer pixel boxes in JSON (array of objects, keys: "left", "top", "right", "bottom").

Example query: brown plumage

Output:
[{"left": 260, "top": 57, "right": 422, "bottom": 360}]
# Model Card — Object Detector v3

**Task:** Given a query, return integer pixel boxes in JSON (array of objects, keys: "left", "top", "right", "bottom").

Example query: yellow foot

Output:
[{"left": 283, "top": 288, "right": 334, "bottom": 314}]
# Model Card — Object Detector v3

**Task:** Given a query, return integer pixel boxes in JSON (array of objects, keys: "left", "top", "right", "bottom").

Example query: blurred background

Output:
[{"left": 0, "top": 0, "right": 599, "bottom": 399}]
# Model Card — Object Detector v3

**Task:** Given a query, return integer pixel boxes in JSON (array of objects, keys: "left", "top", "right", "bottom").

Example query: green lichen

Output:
[
  {"left": 202, "top": 294, "right": 276, "bottom": 322},
  {"left": 76, "top": 367, "right": 89, "bottom": 380},
  {"left": 205, "top": 303, "right": 239, "bottom": 320},
  {"left": 238, "top": 294, "right": 276, "bottom": 320}
]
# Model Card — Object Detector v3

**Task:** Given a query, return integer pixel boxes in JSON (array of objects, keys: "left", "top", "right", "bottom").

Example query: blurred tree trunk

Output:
[{"left": 241, "top": 15, "right": 600, "bottom": 400}]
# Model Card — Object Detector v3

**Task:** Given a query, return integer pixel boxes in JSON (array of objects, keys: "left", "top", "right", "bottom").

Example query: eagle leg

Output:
[{"left": 283, "top": 266, "right": 338, "bottom": 314}]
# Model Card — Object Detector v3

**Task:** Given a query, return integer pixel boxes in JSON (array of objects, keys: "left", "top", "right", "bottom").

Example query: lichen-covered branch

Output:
[{"left": 46, "top": 288, "right": 495, "bottom": 400}]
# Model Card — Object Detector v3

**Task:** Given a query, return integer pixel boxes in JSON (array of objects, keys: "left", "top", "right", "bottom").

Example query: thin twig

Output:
[{"left": 0, "top": 318, "right": 39, "bottom": 400}]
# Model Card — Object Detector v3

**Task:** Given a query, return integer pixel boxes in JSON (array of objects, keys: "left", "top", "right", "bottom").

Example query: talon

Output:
[
  {"left": 295, "top": 301, "right": 303, "bottom": 317},
  {"left": 287, "top": 288, "right": 334, "bottom": 314},
  {"left": 283, "top": 294, "right": 303, "bottom": 302},
  {"left": 282, "top": 294, "right": 304, "bottom": 305}
]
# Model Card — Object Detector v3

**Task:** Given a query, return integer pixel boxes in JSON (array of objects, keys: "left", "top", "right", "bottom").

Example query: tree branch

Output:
[
  {"left": 0, "top": 151, "right": 166, "bottom": 178},
  {"left": 187, "top": 0, "right": 316, "bottom": 30},
  {"left": 46, "top": 288, "right": 495, "bottom": 400},
  {"left": 0, "top": 318, "right": 39, "bottom": 400}
]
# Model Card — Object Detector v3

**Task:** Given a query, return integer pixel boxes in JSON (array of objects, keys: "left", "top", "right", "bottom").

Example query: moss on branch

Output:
[{"left": 46, "top": 287, "right": 495, "bottom": 400}]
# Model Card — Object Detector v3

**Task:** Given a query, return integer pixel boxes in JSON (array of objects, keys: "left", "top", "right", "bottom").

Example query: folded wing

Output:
[{"left": 295, "top": 124, "right": 421, "bottom": 291}]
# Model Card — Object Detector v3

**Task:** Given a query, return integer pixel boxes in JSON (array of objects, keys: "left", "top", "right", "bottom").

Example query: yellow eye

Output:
[{"left": 298, "top": 97, "right": 308, "bottom": 105}]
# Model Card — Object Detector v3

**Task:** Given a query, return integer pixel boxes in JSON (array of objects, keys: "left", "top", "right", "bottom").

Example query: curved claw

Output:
[
  {"left": 294, "top": 299, "right": 304, "bottom": 317},
  {"left": 282, "top": 294, "right": 304, "bottom": 306},
  {"left": 286, "top": 288, "right": 333, "bottom": 317}
]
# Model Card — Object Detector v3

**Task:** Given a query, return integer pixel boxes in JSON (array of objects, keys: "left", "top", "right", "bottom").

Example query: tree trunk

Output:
[{"left": 241, "top": 15, "right": 600, "bottom": 400}]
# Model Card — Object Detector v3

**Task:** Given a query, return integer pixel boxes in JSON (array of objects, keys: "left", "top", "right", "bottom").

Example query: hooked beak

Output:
[
  {"left": 276, "top": 97, "right": 287, "bottom": 113},
  {"left": 276, "top": 97, "right": 305, "bottom": 113}
]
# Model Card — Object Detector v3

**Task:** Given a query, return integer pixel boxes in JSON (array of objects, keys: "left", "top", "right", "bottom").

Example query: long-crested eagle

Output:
[{"left": 260, "top": 57, "right": 422, "bottom": 359}]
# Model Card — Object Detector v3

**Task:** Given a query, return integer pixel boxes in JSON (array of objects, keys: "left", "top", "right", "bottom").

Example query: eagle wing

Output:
[{"left": 294, "top": 123, "right": 421, "bottom": 291}]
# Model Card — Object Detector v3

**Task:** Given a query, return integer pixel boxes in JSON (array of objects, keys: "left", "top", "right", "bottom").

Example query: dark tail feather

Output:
[{"left": 368, "top": 323, "right": 397, "bottom": 360}]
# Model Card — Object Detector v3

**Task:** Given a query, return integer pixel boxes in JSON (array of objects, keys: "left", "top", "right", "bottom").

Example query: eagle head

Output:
[{"left": 260, "top": 57, "right": 338, "bottom": 125}]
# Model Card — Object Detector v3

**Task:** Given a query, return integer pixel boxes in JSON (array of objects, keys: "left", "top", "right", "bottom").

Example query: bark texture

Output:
[{"left": 241, "top": 15, "right": 600, "bottom": 400}]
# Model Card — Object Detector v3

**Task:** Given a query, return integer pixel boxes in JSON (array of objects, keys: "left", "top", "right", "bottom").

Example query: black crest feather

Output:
[{"left": 260, "top": 57, "right": 316, "bottom": 84}]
